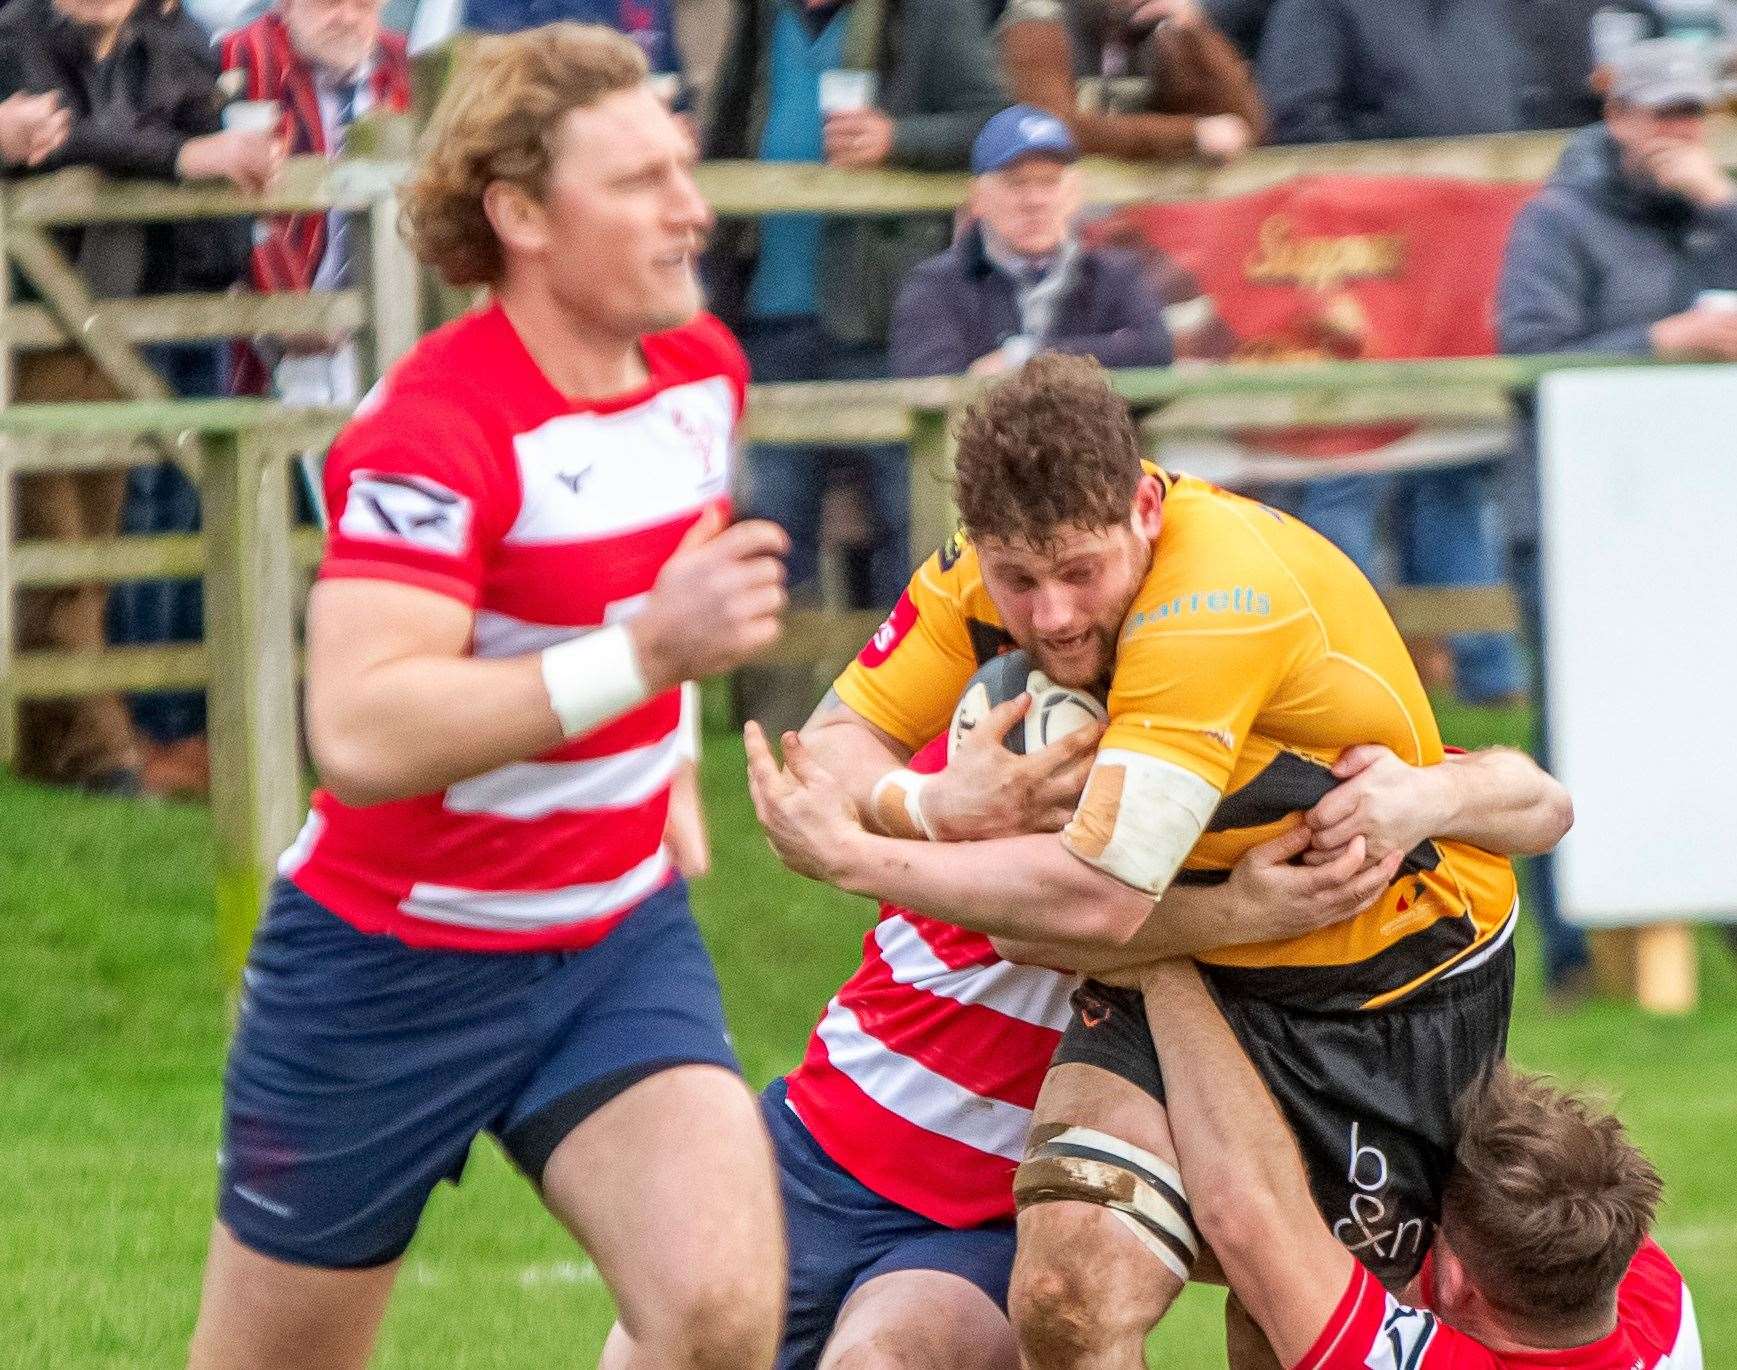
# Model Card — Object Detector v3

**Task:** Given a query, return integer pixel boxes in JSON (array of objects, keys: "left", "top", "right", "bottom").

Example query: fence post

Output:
[
  {"left": 0, "top": 187, "right": 13, "bottom": 409},
  {"left": 907, "top": 405, "right": 959, "bottom": 561},
  {"left": 202, "top": 424, "right": 302, "bottom": 984},
  {"left": 359, "top": 187, "right": 420, "bottom": 387},
  {"left": 0, "top": 444, "right": 14, "bottom": 769}
]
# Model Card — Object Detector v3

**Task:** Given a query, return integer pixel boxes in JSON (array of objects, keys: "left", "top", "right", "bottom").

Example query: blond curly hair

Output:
[{"left": 401, "top": 24, "right": 648, "bottom": 287}]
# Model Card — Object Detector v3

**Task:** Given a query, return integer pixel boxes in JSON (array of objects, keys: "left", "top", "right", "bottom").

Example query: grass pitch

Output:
[{"left": 2, "top": 701, "right": 1732, "bottom": 1367}]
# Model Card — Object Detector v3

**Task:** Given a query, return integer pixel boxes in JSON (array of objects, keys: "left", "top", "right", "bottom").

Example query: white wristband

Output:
[
  {"left": 676, "top": 680, "right": 701, "bottom": 763},
  {"left": 869, "top": 767, "right": 941, "bottom": 841},
  {"left": 540, "top": 625, "right": 652, "bottom": 739}
]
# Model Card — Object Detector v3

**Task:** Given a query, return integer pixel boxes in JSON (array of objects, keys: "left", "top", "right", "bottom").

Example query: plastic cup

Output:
[
  {"left": 222, "top": 99, "right": 280, "bottom": 134},
  {"left": 1694, "top": 289, "right": 1737, "bottom": 311},
  {"left": 1590, "top": 7, "right": 1648, "bottom": 66},
  {"left": 818, "top": 70, "right": 878, "bottom": 115}
]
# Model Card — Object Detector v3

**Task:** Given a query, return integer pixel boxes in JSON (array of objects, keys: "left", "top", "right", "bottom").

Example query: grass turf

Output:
[{"left": 2, "top": 701, "right": 1732, "bottom": 1366}]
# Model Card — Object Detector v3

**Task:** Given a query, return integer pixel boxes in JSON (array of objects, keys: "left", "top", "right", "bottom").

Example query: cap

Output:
[
  {"left": 971, "top": 105, "right": 1079, "bottom": 175},
  {"left": 1608, "top": 38, "right": 1718, "bottom": 110}
]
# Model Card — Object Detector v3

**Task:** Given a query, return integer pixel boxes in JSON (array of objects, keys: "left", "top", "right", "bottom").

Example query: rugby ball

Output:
[{"left": 947, "top": 650, "right": 1108, "bottom": 761}]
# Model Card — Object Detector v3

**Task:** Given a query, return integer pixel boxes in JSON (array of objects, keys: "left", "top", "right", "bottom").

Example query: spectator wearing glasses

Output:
[
  {"left": 890, "top": 106, "right": 1172, "bottom": 379},
  {"left": 221, "top": 0, "right": 412, "bottom": 408}
]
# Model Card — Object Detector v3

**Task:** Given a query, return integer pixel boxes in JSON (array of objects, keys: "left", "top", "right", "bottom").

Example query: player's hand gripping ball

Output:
[{"left": 948, "top": 650, "right": 1107, "bottom": 760}]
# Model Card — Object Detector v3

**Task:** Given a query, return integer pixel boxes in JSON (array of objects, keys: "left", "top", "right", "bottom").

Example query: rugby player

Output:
[
  {"left": 750, "top": 708, "right": 1573, "bottom": 1370},
  {"left": 189, "top": 27, "right": 789, "bottom": 1370},
  {"left": 745, "top": 353, "right": 1555, "bottom": 1366},
  {"left": 1136, "top": 955, "right": 1702, "bottom": 1369}
]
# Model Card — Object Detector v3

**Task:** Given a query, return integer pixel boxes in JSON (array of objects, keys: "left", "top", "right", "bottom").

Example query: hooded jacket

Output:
[
  {"left": 1496, "top": 124, "right": 1737, "bottom": 538},
  {"left": 1498, "top": 123, "right": 1737, "bottom": 358}
]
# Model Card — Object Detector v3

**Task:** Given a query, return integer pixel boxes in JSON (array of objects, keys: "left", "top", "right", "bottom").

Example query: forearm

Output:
[
  {"left": 1140, "top": 960, "right": 1351, "bottom": 1363},
  {"left": 995, "top": 880, "right": 1254, "bottom": 971},
  {"left": 1433, "top": 748, "right": 1573, "bottom": 855},
  {"left": 309, "top": 651, "right": 567, "bottom": 806},
  {"left": 798, "top": 696, "right": 913, "bottom": 816},
  {"left": 832, "top": 829, "right": 1151, "bottom": 944}
]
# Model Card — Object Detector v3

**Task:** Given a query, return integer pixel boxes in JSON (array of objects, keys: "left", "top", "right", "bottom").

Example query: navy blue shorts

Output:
[
  {"left": 218, "top": 877, "right": 739, "bottom": 1269},
  {"left": 765, "top": 1080, "right": 1017, "bottom": 1370}
]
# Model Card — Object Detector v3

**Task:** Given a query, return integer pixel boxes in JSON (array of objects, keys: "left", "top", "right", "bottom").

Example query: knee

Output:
[
  {"left": 1009, "top": 1257, "right": 1104, "bottom": 1367},
  {"left": 1009, "top": 1214, "right": 1170, "bottom": 1368},
  {"left": 826, "top": 1338, "right": 909, "bottom": 1370},
  {"left": 653, "top": 1268, "right": 783, "bottom": 1370}
]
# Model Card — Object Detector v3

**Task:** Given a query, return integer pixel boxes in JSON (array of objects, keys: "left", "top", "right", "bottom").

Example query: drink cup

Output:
[
  {"left": 1694, "top": 289, "right": 1737, "bottom": 311},
  {"left": 223, "top": 99, "right": 280, "bottom": 135},
  {"left": 818, "top": 70, "right": 878, "bottom": 116},
  {"left": 1590, "top": 7, "right": 1648, "bottom": 65}
]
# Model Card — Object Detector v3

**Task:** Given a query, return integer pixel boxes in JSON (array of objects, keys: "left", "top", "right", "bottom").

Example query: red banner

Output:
[{"left": 1084, "top": 175, "right": 1539, "bottom": 454}]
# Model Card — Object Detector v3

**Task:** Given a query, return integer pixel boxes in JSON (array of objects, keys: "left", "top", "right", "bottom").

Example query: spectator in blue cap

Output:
[{"left": 890, "top": 104, "right": 1173, "bottom": 379}]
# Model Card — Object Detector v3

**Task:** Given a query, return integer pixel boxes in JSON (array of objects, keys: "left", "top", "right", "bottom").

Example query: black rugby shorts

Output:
[{"left": 1050, "top": 942, "right": 1514, "bottom": 1289}]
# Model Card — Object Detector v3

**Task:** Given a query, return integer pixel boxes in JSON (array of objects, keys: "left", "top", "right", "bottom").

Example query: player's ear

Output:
[
  {"left": 483, "top": 180, "right": 551, "bottom": 260},
  {"left": 1430, "top": 1240, "right": 1476, "bottom": 1318},
  {"left": 1129, "top": 474, "right": 1163, "bottom": 545}
]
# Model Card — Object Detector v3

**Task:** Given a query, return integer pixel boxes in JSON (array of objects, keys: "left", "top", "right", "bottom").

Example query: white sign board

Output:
[{"left": 1539, "top": 366, "right": 1737, "bottom": 927}]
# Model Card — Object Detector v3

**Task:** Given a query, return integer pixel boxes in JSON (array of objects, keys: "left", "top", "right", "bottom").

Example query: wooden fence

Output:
[{"left": 3, "top": 124, "right": 1723, "bottom": 1006}]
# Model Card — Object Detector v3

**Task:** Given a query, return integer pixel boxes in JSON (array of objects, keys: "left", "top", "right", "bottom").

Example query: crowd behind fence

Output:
[{"left": 1, "top": 102, "right": 1727, "bottom": 1008}]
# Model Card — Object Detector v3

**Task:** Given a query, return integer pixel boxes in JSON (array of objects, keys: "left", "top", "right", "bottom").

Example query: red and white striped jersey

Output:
[
  {"left": 783, "top": 736, "right": 1078, "bottom": 1228},
  {"left": 1298, "top": 1240, "right": 1701, "bottom": 1370},
  {"left": 281, "top": 303, "right": 746, "bottom": 953}
]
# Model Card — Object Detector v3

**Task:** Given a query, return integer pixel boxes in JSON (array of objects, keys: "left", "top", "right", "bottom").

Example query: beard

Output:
[{"left": 1026, "top": 621, "right": 1117, "bottom": 691}]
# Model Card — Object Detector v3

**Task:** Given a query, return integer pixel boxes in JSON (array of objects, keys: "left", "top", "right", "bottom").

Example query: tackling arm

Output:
[
  {"left": 1138, "top": 958, "right": 1357, "bottom": 1367},
  {"left": 798, "top": 690, "right": 918, "bottom": 817},
  {"left": 1305, "top": 744, "right": 1574, "bottom": 862}
]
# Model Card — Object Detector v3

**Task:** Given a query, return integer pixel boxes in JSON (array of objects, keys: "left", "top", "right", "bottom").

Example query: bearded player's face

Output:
[
  {"left": 978, "top": 509, "right": 1158, "bottom": 690},
  {"left": 537, "top": 88, "right": 711, "bottom": 337}
]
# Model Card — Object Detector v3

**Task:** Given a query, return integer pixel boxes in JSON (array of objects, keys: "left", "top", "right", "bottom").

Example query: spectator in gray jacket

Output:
[
  {"left": 1250, "top": 0, "right": 1618, "bottom": 714},
  {"left": 1496, "top": 38, "right": 1737, "bottom": 1000},
  {"left": 891, "top": 105, "right": 1173, "bottom": 377},
  {"left": 1257, "top": 0, "right": 1661, "bottom": 145},
  {"left": 704, "top": 0, "right": 1006, "bottom": 607}
]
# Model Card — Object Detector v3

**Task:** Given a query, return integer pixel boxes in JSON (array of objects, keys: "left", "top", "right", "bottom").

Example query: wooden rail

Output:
[{"left": 4, "top": 130, "right": 1724, "bottom": 1005}]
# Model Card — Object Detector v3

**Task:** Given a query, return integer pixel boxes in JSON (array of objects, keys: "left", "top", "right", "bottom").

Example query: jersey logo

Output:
[
  {"left": 858, "top": 590, "right": 918, "bottom": 668},
  {"left": 1365, "top": 1304, "right": 1437, "bottom": 1370},
  {"left": 339, "top": 471, "right": 472, "bottom": 557},
  {"left": 557, "top": 466, "right": 592, "bottom": 496},
  {"left": 938, "top": 528, "right": 969, "bottom": 571}
]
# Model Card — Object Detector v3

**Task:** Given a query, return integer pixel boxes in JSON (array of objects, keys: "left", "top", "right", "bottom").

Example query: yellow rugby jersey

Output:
[{"left": 833, "top": 468, "right": 1516, "bottom": 1013}]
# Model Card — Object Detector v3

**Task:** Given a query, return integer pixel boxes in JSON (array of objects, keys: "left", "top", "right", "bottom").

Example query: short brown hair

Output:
[
  {"left": 401, "top": 24, "right": 648, "bottom": 287},
  {"left": 1440, "top": 1065, "right": 1662, "bottom": 1331},
  {"left": 953, "top": 353, "right": 1145, "bottom": 548}
]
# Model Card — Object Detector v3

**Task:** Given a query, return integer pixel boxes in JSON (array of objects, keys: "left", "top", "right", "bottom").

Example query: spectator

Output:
[
  {"left": 221, "top": 0, "right": 412, "bottom": 408},
  {"left": 0, "top": 92, "right": 71, "bottom": 166},
  {"left": 461, "top": 0, "right": 688, "bottom": 98},
  {"left": 1252, "top": 0, "right": 1586, "bottom": 711},
  {"left": 1257, "top": 0, "right": 1663, "bottom": 144},
  {"left": 182, "top": 0, "right": 271, "bottom": 33},
  {"left": 1497, "top": 37, "right": 1737, "bottom": 1001},
  {"left": 891, "top": 105, "right": 1173, "bottom": 378},
  {"left": 0, "top": 0, "right": 275, "bottom": 793},
  {"left": 1201, "top": 0, "right": 1272, "bottom": 60},
  {"left": 704, "top": 0, "right": 1006, "bottom": 607},
  {"left": 999, "top": 0, "right": 1264, "bottom": 163}
]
